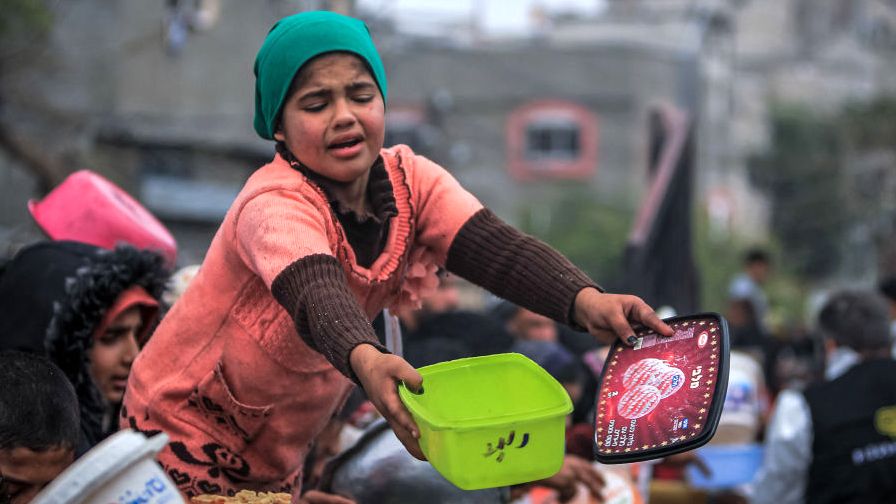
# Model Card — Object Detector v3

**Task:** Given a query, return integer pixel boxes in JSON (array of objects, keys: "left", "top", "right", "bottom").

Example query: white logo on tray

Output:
[
  {"left": 698, "top": 331, "right": 709, "bottom": 348},
  {"left": 616, "top": 358, "right": 685, "bottom": 419}
]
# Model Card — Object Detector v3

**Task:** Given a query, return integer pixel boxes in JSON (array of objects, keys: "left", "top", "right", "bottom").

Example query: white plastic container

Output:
[{"left": 32, "top": 429, "right": 184, "bottom": 504}]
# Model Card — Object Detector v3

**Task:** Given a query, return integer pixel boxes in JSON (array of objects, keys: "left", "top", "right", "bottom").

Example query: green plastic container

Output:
[{"left": 398, "top": 353, "right": 573, "bottom": 490}]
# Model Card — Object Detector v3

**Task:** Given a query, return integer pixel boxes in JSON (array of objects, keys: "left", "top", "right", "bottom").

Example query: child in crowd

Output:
[
  {"left": 0, "top": 351, "right": 80, "bottom": 504},
  {"left": 0, "top": 241, "right": 167, "bottom": 454},
  {"left": 122, "top": 10, "right": 672, "bottom": 498}
]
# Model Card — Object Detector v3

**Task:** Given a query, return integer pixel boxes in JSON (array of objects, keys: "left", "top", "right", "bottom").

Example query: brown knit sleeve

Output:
[
  {"left": 271, "top": 253, "right": 388, "bottom": 381},
  {"left": 446, "top": 208, "right": 602, "bottom": 327}
]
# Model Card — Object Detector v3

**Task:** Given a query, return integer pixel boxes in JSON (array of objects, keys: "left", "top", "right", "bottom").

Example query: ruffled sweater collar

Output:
[{"left": 275, "top": 142, "right": 397, "bottom": 225}]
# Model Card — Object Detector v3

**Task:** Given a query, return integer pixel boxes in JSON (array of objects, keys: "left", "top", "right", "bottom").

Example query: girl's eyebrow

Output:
[
  {"left": 297, "top": 88, "right": 331, "bottom": 102},
  {"left": 104, "top": 323, "right": 140, "bottom": 335},
  {"left": 346, "top": 81, "right": 376, "bottom": 92},
  {"left": 298, "top": 81, "right": 376, "bottom": 101}
]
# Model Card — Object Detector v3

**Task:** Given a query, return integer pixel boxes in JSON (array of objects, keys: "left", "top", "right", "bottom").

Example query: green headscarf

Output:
[{"left": 253, "top": 11, "right": 388, "bottom": 140}]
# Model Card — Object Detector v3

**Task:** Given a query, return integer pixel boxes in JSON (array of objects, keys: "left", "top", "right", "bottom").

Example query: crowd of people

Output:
[{"left": 2, "top": 9, "right": 896, "bottom": 504}]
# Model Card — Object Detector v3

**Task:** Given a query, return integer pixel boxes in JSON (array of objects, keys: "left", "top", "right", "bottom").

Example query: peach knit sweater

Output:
[{"left": 122, "top": 145, "right": 482, "bottom": 497}]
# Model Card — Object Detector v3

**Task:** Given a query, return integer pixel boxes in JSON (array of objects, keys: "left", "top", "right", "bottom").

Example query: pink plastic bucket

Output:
[{"left": 29, "top": 170, "right": 177, "bottom": 266}]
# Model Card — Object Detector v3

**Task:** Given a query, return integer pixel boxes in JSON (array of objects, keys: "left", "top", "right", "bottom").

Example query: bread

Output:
[{"left": 191, "top": 490, "right": 291, "bottom": 504}]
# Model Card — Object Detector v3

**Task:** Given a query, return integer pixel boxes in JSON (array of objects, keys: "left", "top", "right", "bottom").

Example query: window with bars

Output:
[
  {"left": 524, "top": 121, "right": 581, "bottom": 161},
  {"left": 507, "top": 100, "right": 598, "bottom": 180}
]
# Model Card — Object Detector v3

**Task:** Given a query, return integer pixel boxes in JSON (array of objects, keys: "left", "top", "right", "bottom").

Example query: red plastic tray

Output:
[{"left": 593, "top": 313, "right": 730, "bottom": 463}]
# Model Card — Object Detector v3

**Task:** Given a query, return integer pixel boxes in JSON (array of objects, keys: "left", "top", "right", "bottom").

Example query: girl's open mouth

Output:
[{"left": 328, "top": 136, "right": 364, "bottom": 157}]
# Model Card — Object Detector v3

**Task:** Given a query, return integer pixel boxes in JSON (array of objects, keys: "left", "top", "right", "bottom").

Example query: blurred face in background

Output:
[
  {"left": 727, "top": 299, "right": 757, "bottom": 327},
  {"left": 90, "top": 306, "right": 142, "bottom": 404},
  {"left": 0, "top": 445, "right": 73, "bottom": 503},
  {"left": 747, "top": 260, "right": 770, "bottom": 284},
  {"left": 508, "top": 309, "right": 558, "bottom": 342},
  {"left": 422, "top": 274, "right": 461, "bottom": 314}
]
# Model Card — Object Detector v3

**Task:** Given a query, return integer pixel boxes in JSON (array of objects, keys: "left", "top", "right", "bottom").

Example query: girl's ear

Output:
[{"left": 274, "top": 129, "right": 285, "bottom": 142}]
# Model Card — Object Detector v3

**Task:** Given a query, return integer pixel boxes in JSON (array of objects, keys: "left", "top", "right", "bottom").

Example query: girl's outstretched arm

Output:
[{"left": 446, "top": 208, "right": 672, "bottom": 345}]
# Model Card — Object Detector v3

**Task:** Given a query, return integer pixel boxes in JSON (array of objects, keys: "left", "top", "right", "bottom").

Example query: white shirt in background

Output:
[{"left": 749, "top": 347, "right": 861, "bottom": 504}]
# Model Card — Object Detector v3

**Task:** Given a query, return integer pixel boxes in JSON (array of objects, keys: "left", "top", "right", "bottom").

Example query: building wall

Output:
[
  {"left": 382, "top": 44, "right": 689, "bottom": 225},
  {"left": 3, "top": 1, "right": 693, "bottom": 264},
  {"left": 5, "top": 0, "right": 891, "bottom": 269}
]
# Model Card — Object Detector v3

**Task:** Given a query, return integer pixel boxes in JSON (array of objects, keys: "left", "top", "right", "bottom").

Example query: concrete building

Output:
[{"left": 2, "top": 0, "right": 894, "bottom": 273}]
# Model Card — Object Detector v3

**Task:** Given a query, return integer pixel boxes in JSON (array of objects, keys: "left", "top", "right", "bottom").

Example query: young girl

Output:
[{"left": 122, "top": 10, "right": 672, "bottom": 499}]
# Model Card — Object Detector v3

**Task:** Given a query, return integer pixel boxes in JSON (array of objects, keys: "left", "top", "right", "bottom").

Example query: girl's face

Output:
[
  {"left": 275, "top": 53, "right": 385, "bottom": 184},
  {"left": 90, "top": 306, "right": 142, "bottom": 405}
]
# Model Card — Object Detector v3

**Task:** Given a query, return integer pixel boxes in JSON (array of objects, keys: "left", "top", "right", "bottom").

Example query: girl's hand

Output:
[
  {"left": 349, "top": 343, "right": 426, "bottom": 460},
  {"left": 573, "top": 288, "right": 674, "bottom": 345}
]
